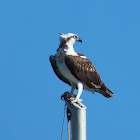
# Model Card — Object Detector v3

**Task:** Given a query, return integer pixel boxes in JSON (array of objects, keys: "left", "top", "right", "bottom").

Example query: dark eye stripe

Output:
[{"left": 66, "top": 35, "right": 77, "bottom": 42}]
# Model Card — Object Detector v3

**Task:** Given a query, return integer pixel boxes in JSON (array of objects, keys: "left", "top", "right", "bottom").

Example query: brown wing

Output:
[
  {"left": 65, "top": 55, "right": 113, "bottom": 98},
  {"left": 49, "top": 55, "right": 71, "bottom": 86}
]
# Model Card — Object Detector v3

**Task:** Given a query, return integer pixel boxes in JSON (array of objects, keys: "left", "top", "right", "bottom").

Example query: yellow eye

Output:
[{"left": 73, "top": 35, "right": 77, "bottom": 39}]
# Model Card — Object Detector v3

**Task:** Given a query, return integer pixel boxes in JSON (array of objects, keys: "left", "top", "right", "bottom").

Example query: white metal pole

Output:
[{"left": 64, "top": 98, "right": 86, "bottom": 140}]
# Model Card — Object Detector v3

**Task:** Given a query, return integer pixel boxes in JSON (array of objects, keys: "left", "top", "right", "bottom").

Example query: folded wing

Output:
[{"left": 65, "top": 55, "right": 113, "bottom": 98}]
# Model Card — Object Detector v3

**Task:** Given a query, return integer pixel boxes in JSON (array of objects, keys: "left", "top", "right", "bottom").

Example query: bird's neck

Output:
[
  {"left": 59, "top": 41, "right": 75, "bottom": 53},
  {"left": 66, "top": 39, "right": 75, "bottom": 46},
  {"left": 58, "top": 42, "right": 77, "bottom": 56},
  {"left": 65, "top": 45, "right": 75, "bottom": 54}
]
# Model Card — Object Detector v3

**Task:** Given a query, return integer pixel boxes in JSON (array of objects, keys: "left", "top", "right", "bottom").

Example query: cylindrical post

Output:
[{"left": 65, "top": 99, "right": 86, "bottom": 140}]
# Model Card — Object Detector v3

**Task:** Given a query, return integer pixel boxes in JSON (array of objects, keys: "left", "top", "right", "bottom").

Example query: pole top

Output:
[{"left": 61, "top": 92, "right": 86, "bottom": 111}]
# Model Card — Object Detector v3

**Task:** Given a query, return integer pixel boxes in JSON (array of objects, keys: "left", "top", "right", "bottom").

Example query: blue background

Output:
[{"left": 0, "top": 0, "right": 140, "bottom": 140}]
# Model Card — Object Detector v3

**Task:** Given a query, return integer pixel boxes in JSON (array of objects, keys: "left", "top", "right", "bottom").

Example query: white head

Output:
[{"left": 59, "top": 33, "right": 82, "bottom": 46}]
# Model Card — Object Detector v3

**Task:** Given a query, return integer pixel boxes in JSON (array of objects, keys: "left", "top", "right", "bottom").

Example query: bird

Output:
[{"left": 49, "top": 33, "right": 113, "bottom": 103}]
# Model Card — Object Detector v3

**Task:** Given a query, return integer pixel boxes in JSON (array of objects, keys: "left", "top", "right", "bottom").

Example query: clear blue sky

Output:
[{"left": 0, "top": 0, "right": 140, "bottom": 140}]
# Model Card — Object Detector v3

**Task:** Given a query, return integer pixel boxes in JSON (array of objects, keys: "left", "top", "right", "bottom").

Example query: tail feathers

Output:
[
  {"left": 99, "top": 83, "right": 114, "bottom": 98},
  {"left": 95, "top": 88, "right": 114, "bottom": 98},
  {"left": 104, "top": 88, "right": 114, "bottom": 98}
]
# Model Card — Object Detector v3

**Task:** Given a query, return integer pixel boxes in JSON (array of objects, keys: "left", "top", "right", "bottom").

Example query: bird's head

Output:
[{"left": 59, "top": 33, "right": 82, "bottom": 46}]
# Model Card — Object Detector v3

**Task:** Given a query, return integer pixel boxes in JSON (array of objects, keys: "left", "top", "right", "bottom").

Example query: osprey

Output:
[{"left": 49, "top": 33, "right": 113, "bottom": 103}]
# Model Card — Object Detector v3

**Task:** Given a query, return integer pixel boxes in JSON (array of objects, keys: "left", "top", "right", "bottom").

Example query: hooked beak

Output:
[{"left": 77, "top": 37, "right": 82, "bottom": 43}]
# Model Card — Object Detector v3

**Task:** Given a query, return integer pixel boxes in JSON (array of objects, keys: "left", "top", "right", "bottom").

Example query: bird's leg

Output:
[
  {"left": 71, "top": 82, "right": 83, "bottom": 104},
  {"left": 68, "top": 83, "right": 76, "bottom": 100},
  {"left": 70, "top": 83, "right": 76, "bottom": 94}
]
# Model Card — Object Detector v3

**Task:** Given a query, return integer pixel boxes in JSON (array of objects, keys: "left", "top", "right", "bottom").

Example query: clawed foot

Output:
[
  {"left": 61, "top": 92, "right": 82, "bottom": 104},
  {"left": 70, "top": 97, "right": 82, "bottom": 104},
  {"left": 61, "top": 92, "right": 76, "bottom": 100}
]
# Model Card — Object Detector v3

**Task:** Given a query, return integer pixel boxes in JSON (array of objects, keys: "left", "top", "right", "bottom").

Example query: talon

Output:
[
  {"left": 61, "top": 92, "right": 76, "bottom": 101},
  {"left": 69, "top": 94, "right": 76, "bottom": 99},
  {"left": 71, "top": 98, "right": 82, "bottom": 104}
]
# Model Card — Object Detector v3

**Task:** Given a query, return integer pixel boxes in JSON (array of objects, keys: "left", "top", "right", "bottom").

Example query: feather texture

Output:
[{"left": 65, "top": 54, "right": 113, "bottom": 97}]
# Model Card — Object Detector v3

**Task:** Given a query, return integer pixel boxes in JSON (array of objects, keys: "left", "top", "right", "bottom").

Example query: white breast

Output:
[
  {"left": 56, "top": 60, "right": 78, "bottom": 84},
  {"left": 55, "top": 47, "right": 78, "bottom": 85}
]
